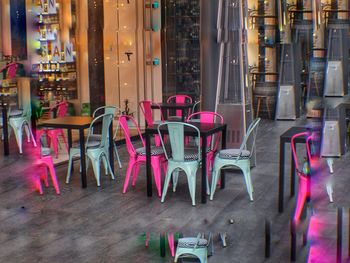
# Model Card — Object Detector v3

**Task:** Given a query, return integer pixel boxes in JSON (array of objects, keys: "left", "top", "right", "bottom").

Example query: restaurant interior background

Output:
[{"left": 0, "top": 0, "right": 349, "bottom": 131}]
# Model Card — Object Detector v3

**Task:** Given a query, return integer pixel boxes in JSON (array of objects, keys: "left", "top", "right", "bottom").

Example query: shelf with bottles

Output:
[
  {"left": 33, "top": 61, "right": 76, "bottom": 74},
  {"left": 34, "top": 80, "right": 78, "bottom": 102}
]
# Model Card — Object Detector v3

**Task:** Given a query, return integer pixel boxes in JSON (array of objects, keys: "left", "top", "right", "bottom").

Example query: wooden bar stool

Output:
[{"left": 255, "top": 95, "right": 272, "bottom": 119}]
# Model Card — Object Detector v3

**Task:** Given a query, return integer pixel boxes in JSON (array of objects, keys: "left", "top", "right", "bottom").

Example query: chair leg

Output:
[
  {"left": 36, "top": 176, "right": 44, "bottom": 195},
  {"left": 256, "top": 97, "right": 261, "bottom": 118},
  {"left": 206, "top": 156, "right": 212, "bottom": 195},
  {"left": 60, "top": 131, "right": 68, "bottom": 153},
  {"left": 46, "top": 158, "right": 60, "bottom": 194},
  {"left": 24, "top": 124, "right": 30, "bottom": 142},
  {"left": 66, "top": 152, "right": 74, "bottom": 183},
  {"left": 131, "top": 163, "right": 140, "bottom": 186},
  {"left": 13, "top": 125, "right": 23, "bottom": 154},
  {"left": 51, "top": 135, "right": 59, "bottom": 158},
  {"left": 91, "top": 156, "right": 101, "bottom": 187},
  {"left": 161, "top": 168, "right": 173, "bottom": 203},
  {"left": 242, "top": 164, "right": 253, "bottom": 201},
  {"left": 294, "top": 179, "right": 308, "bottom": 221},
  {"left": 102, "top": 155, "right": 108, "bottom": 175},
  {"left": 167, "top": 233, "right": 175, "bottom": 257},
  {"left": 172, "top": 169, "right": 179, "bottom": 192},
  {"left": 265, "top": 97, "right": 271, "bottom": 119},
  {"left": 123, "top": 160, "right": 136, "bottom": 193},
  {"left": 42, "top": 167, "right": 49, "bottom": 187},
  {"left": 113, "top": 143, "right": 122, "bottom": 169},
  {"left": 151, "top": 158, "right": 162, "bottom": 197},
  {"left": 210, "top": 165, "right": 220, "bottom": 201},
  {"left": 104, "top": 154, "right": 115, "bottom": 180},
  {"left": 186, "top": 174, "right": 196, "bottom": 206}
]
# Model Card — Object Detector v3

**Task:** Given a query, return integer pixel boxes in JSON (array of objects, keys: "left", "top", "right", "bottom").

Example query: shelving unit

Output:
[
  {"left": 247, "top": 0, "right": 279, "bottom": 119},
  {"left": 161, "top": 0, "right": 200, "bottom": 101},
  {"left": 31, "top": 1, "right": 77, "bottom": 106}
]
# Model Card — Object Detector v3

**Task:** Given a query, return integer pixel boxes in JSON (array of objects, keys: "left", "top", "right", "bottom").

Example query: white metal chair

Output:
[
  {"left": 158, "top": 121, "right": 201, "bottom": 206},
  {"left": 210, "top": 118, "right": 261, "bottom": 201},
  {"left": 174, "top": 234, "right": 208, "bottom": 263},
  {"left": 66, "top": 113, "right": 115, "bottom": 186},
  {"left": 91, "top": 106, "right": 122, "bottom": 169},
  {"left": 7, "top": 105, "right": 37, "bottom": 154}
]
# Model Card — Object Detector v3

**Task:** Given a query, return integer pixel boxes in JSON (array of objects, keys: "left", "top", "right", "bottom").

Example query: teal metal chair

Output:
[
  {"left": 157, "top": 121, "right": 201, "bottom": 206},
  {"left": 66, "top": 113, "right": 115, "bottom": 186},
  {"left": 90, "top": 106, "right": 122, "bottom": 169},
  {"left": 210, "top": 118, "right": 261, "bottom": 201},
  {"left": 7, "top": 104, "right": 37, "bottom": 154},
  {"left": 174, "top": 233, "right": 208, "bottom": 263}
]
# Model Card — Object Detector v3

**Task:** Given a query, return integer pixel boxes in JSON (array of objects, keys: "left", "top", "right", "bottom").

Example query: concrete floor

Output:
[{"left": 0, "top": 119, "right": 349, "bottom": 263}]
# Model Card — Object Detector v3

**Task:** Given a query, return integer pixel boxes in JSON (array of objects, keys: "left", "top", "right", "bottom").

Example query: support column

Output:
[
  {"left": 76, "top": 0, "right": 89, "bottom": 113},
  {"left": 1, "top": 0, "right": 11, "bottom": 56},
  {"left": 200, "top": 0, "right": 220, "bottom": 111},
  {"left": 10, "top": 0, "right": 27, "bottom": 59},
  {"left": 87, "top": 0, "right": 105, "bottom": 114}
]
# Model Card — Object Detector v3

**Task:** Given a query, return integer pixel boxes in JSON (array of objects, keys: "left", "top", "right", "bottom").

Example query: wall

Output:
[
  {"left": 1, "top": 0, "right": 11, "bottom": 56},
  {"left": 103, "top": 0, "right": 162, "bottom": 125}
]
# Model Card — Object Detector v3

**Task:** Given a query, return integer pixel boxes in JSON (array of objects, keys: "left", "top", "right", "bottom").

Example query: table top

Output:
[
  {"left": 146, "top": 121, "right": 226, "bottom": 136},
  {"left": 40, "top": 116, "right": 93, "bottom": 129},
  {"left": 152, "top": 102, "right": 194, "bottom": 109}
]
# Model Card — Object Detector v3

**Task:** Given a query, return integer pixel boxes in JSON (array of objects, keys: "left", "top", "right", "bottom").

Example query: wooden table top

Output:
[{"left": 40, "top": 116, "right": 93, "bottom": 129}]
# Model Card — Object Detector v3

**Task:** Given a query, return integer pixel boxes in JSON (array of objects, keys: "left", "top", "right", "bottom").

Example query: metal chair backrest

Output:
[
  {"left": 192, "top": 100, "right": 201, "bottom": 114},
  {"left": 118, "top": 115, "right": 145, "bottom": 157},
  {"left": 238, "top": 118, "right": 261, "bottom": 158},
  {"left": 139, "top": 100, "right": 163, "bottom": 127},
  {"left": 291, "top": 131, "right": 314, "bottom": 179},
  {"left": 86, "top": 113, "right": 114, "bottom": 150},
  {"left": 167, "top": 95, "right": 193, "bottom": 117},
  {"left": 4, "top": 63, "right": 17, "bottom": 79},
  {"left": 56, "top": 101, "right": 68, "bottom": 117},
  {"left": 187, "top": 111, "right": 224, "bottom": 151},
  {"left": 158, "top": 121, "right": 200, "bottom": 162},
  {"left": 91, "top": 106, "right": 117, "bottom": 135},
  {"left": 93, "top": 105, "right": 117, "bottom": 117}
]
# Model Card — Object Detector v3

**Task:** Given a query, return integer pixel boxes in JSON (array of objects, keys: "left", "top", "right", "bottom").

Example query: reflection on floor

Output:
[{"left": 0, "top": 119, "right": 349, "bottom": 263}]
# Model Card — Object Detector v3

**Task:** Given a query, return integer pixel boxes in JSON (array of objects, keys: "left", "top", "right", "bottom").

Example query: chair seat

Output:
[
  {"left": 178, "top": 237, "right": 208, "bottom": 248},
  {"left": 183, "top": 148, "right": 199, "bottom": 161},
  {"left": 218, "top": 149, "right": 251, "bottom": 160},
  {"left": 136, "top": 146, "right": 164, "bottom": 156},
  {"left": 41, "top": 147, "right": 51, "bottom": 156},
  {"left": 75, "top": 140, "right": 101, "bottom": 149},
  {"left": 89, "top": 134, "right": 102, "bottom": 141},
  {"left": 9, "top": 109, "right": 23, "bottom": 118}
]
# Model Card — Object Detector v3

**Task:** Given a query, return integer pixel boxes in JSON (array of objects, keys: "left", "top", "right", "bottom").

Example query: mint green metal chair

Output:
[
  {"left": 174, "top": 233, "right": 208, "bottom": 263},
  {"left": 90, "top": 106, "right": 122, "bottom": 169},
  {"left": 210, "top": 118, "right": 261, "bottom": 201},
  {"left": 7, "top": 104, "right": 37, "bottom": 154},
  {"left": 66, "top": 113, "right": 115, "bottom": 186},
  {"left": 158, "top": 122, "right": 201, "bottom": 206}
]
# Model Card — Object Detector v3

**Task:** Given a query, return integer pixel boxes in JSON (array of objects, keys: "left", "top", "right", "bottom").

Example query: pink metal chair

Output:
[
  {"left": 33, "top": 134, "right": 60, "bottom": 195},
  {"left": 119, "top": 115, "right": 167, "bottom": 197},
  {"left": 46, "top": 101, "right": 69, "bottom": 158},
  {"left": 0, "top": 62, "right": 18, "bottom": 79},
  {"left": 166, "top": 94, "right": 193, "bottom": 121},
  {"left": 187, "top": 111, "right": 224, "bottom": 190},
  {"left": 139, "top": 100, "right": 164, "bottom": 146},
  {"left": 291, "top": 132, "right": 310, "bottom": 222}
]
